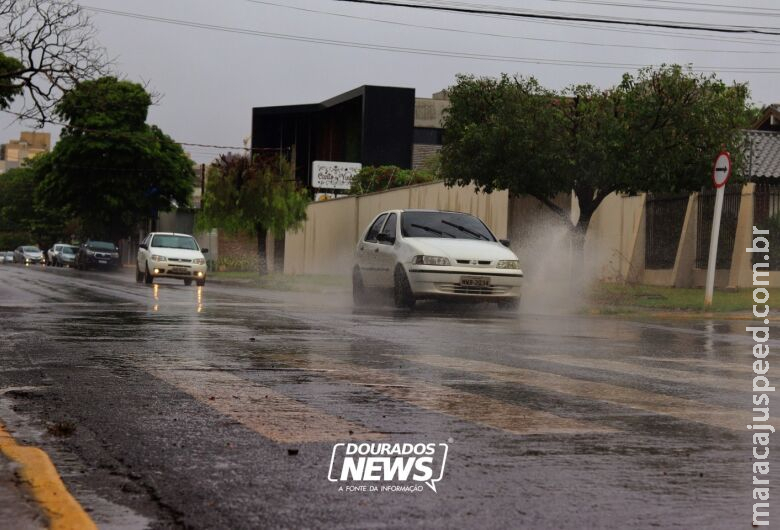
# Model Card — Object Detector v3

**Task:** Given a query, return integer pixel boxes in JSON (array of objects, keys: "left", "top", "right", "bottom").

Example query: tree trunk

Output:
[
  {"left": 255, "top": 224, "right": 268, "bottom": 275},
  {"left": 569, "top": 209, "right": 593, "bottom": 294}
]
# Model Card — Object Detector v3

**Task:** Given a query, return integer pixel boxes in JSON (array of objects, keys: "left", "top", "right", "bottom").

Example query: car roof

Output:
[{"left": 149, "top": 232, "right": 194, "bottom": 237}]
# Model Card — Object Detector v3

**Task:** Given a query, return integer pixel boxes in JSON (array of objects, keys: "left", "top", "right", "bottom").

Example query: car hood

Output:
[
  {"left": 23, "top": 251, "right": 43, "bottom": 258},
  {"left": 149, "top": 247, "right": 204, "bottom": 260},
  {"left": 403, "top": 238, "right": 518, "bottom": 261}
]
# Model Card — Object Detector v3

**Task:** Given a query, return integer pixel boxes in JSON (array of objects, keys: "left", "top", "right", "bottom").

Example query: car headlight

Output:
[
  {"left": 192, "top": 258, "right": 206, "bottom": 265},
  {"left": 496, "top": 260, "right": 520, "bottom": 269},
  {"left": 151, "top": 255, "right": 167, "bottom": 262},
  {"left": 86, "top": 250, "right": 95, "bottom": 256},
  {"left": 111, "top": 252, "right": 119, "bottom": 258},
  {"left": 411, "top": 255, "right": 450, "bottom": 266}
]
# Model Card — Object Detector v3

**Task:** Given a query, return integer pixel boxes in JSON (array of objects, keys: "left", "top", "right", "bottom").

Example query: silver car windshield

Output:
[
  {"left": 400, "top": 212, "right": 495, "bottom": 241},
  {"left": 151, "top": 235, "right": 199, "bottom": 250}
]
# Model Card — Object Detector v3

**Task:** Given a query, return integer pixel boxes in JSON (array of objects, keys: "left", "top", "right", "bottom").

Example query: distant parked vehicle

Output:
[
  {"left": 136, "top": 232, "right": 208, "bottom": 286},
  {"left": 48, "top": 244, "right": 78, "bottom": 267},
  {"left": 13, "top": 246, "right": 44, "bottom": 265},
  {"left": 47, "top": 243, "right": 78, "bottom": 267},
  {"left": 75, "top": 240, "right": 120, "bottom": 270},
  {"left": 1, "top": 251, "right": 14, "bottom": 264}
]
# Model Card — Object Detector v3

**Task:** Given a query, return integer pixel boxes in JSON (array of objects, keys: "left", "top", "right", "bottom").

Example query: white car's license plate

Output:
[
  {"left": 460, "top": 276, "right": 490, "bottom": 287},
  {"left": 98, "top": 260, "right": 107, "bottom": 264},
  {"left": 171, "top": 267, "right": 188, "bottom": 273}
]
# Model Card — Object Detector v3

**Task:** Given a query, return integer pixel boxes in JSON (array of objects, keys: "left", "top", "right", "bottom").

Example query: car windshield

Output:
[
  {"left": 22, "top": 246, "right": 40, "bottom": 252},
  {"left": 400, "top": 212, "right": 495, "bottom": 241},
  {"left": 62, "top": 246, "right": 76, "bottom": 255},
  {"left": 88, "top": 241, "right": 116, "bottom": 251},
  {"left": 151, "top": 235, "right": 199, "bottom": 250}
]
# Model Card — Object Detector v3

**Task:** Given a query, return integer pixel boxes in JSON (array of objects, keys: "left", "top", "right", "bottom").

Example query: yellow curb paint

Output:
[{"left": 0, "top": 423, "right": 97, "bottom": 530}]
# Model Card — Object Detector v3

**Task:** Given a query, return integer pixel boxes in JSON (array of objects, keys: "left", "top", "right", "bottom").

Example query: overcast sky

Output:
[{"left": 2, "top": 0, "right": 779, "bottom": 163}]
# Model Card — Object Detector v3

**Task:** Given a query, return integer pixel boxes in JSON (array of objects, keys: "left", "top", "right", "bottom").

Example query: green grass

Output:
[
  {"left": 591, "top": 283, "right": 779, "bottom": 313},
  {"left": 209, "top": 272, "right": 350, "bottom": 292}
]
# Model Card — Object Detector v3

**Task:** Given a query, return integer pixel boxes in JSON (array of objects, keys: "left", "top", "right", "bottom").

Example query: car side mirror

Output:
[
  {"left": 376, "top": 233, "right": 395, "bottom": 244},
  {"left": 139, "top": 244, "right": 148, "bottom": 250},
  {"left": 500, "top": 239, "right": 511, "bottom": 248},
  {"left": 201, "top": 248, "right": 208, "bottom": 254}
]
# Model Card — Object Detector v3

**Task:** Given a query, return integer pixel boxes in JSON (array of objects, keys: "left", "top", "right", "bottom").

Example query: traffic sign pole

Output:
[
  {"left": 704, "top": 151, "right": 732, "bottom": 308},
  {"left": 704, "top": 186, "right": 724, "bottom": 307}
]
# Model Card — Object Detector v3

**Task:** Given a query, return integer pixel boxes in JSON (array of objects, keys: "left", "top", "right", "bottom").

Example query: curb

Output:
[{"left": 0, "top": 423, "right": 96, "bottom": 530}]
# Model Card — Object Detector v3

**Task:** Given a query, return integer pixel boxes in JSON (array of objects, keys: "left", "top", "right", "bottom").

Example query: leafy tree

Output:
[
  {"left": 441, "top": 65, "right": 753, "bottom": 257},
  {"left": 197, "top": 153, "right": 309, "bottom": 274},
  {"left": 0, "top": 0, "right": 109, "bottom": 122},
  {"left": 36, "top": 77, "right": 194, "bottom": 241}
]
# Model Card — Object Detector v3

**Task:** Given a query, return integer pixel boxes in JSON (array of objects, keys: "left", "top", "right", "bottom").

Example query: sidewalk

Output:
[{"left": 0, "top": 452, "right": 45, "bottom": 530}]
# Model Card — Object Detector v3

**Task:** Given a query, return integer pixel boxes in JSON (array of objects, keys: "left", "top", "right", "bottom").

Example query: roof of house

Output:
[{"left": 746, "top": 129, "right": 780, "bottom": 179}]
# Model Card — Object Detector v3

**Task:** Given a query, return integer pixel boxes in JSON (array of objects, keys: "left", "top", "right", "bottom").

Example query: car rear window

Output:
[{"left": 400, "top": 212, "right": 495, "bottom": 241}]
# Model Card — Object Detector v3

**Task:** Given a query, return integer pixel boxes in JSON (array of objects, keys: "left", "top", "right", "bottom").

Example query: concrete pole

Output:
[{"left": 704, "top": 186, "right": 725, "bottom": 307}]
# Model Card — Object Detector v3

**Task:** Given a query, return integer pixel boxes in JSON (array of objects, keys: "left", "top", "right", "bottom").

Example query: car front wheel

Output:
[
  {"left": 196, "top": 278, "right": 205, "bottom": 287},
  {"left": 393, "top": 265, "right": 415, "bottom": 309},
  {"left": 136, "top": 265, "right": 144, "bottom": 283},
  {"left": 144, "top": 263, "right": 153, "bottom": 284}
]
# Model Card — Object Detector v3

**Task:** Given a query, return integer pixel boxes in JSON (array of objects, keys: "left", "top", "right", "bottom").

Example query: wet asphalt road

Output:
[{"left": 0, "top": 264, "right": 775, "bottom": 529}]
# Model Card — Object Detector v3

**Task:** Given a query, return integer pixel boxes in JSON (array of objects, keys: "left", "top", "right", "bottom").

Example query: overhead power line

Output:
[
  {"left": 246, "top": 0, "right": 777, "bottom": 54},
  {"left": 80, "top": 6, "right": 780, "bottom": 73},
  {"left": 331, "top": 0, "right": 780, "bottom": 35}
]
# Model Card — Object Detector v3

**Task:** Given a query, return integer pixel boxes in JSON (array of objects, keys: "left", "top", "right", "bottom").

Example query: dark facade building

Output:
[{"left": 251, "top": 85, "right": 447, "bottom": 188}]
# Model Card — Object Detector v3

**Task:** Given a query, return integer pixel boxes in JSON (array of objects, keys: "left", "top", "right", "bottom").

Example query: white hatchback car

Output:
[
  {"left": 353, "top": 209, "right": 523, "bottom": 309},
  {"left": 136, "top": 232, "right": 208, "bottom": 286}
]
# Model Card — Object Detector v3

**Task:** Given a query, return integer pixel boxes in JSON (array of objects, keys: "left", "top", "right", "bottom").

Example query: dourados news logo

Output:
[{"left": 328, "top": 442, "right": 448, "bottom": 493}]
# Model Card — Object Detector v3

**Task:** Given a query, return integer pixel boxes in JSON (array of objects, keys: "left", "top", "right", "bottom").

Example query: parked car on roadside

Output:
[
  {"left": 136, "top": 232, "right": 208, "bottom": 286},
  {"left": 47, "top": 243, "right": 77, "bottom": 267},
  {"left": 48, "top": 244, "right": 78, "bottom": 267},
  {"left": 352, "top": 209, "right": 523, "bottom": 309},
  {"left": 1, "top": 251, "right": 14, "bottom": 264},
  {"left": 13, "top": 246, "right": 44, "bottom": 265},
  {"left": 74, "top": 240, "right": 120, "bottom": 270}
]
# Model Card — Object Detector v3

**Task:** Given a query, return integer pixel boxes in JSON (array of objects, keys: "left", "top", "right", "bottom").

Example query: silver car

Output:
[
  {"left": 48, "top": 243, "right": 78, "bottom": 267},
  {"left": 13, "top": 246, "right": 44, "bottom": 265}
]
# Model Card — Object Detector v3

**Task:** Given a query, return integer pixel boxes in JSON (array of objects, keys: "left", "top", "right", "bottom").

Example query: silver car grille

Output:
[
  {"left": 455, "top": 259, "right": 493, "bottom": 266},
  {"left": 437, "top": 284, "right": 508, "bottom": 295},
  {"left": 168, "top": 258, "right": 192, "bottom": 263}
]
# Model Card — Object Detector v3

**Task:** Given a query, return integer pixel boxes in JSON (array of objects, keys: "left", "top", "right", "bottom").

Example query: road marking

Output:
[
  {"left": 531, "top": 354, "right": 746, "bottom": 392},
  {"left": 267, "top": 354, "right": 613, "bottom": 436},
  {"left": 400, "top": 354, "right": 765, "bottom": 432},
  {"left": 152, "top": 367, "right": 381, "bottom": 444},
  {"left": 0, "top": 421, "right": 97, "bottom": 530}
]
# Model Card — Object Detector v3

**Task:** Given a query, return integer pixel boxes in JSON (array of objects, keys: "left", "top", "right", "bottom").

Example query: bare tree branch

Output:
[{"left": 0, "top": 0, "right": 111, "bottom": 124}]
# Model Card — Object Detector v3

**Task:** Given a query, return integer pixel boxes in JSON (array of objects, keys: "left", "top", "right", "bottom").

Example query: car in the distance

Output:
[
  {"left": 74, "top": 240, "right": 120, "bottom": 270},
  {"left": 13, "top": 245, "right": 44, "bottom": 265},
  {"left": 47, "top": 243, "right": 79, "bottom": 267},
  {"left": 1, "top": 251, "right": 13, "bottom": 264},
  {"left": 352, "top": 209, "right": 523, "bottom": 309},
  {"left": 136, "top": 232, "right": 208, "bottom": 286}
]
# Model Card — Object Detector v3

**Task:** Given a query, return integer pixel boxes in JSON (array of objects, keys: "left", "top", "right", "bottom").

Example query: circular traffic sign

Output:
[{"left": 712, "top": 151, "right": 732, "bottom": 188}]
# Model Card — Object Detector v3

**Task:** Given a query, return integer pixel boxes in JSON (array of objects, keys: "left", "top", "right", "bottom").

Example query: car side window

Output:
[
  {"left": 379, "top": 214, "right": 397, "bottom": 243},
  {"left": 364, "top": 214, "right": 387, "bottom": 243}
]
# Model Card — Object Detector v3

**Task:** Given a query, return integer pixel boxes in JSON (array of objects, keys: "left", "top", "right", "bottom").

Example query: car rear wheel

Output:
[
  {"left": 184, "top": 279, "right": 192, "bottom": 286},
  {"left": 352, "top": 267, "right": 368, "bottom": 306},
  {"left": 144, "top": 264, "right": 153, "bottom": 284},
  {"left": 393, "top": 265, "right": 415, "bottom": 309}
]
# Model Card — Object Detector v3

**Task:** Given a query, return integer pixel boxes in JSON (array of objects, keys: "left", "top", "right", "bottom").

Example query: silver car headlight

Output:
[
  {"left": 496, "top": 260, "right": 520, "bottom": 269},
  {"left": 412, "top": 255, "right": 450, "bottom": 266},
  {"left": 192, "top": 258, "right": 206, "bottom": 265},
  {"left": 151, "top": 255, "right": 167, "bottom": 262}
]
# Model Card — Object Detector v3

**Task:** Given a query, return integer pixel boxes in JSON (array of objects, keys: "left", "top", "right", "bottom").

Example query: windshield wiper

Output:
[
  {"left": 410, "top": 223, "right": 456, "bottom": 238},
  {"left": 440, "top": 220, "right": 489, "bottom": 240}
]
